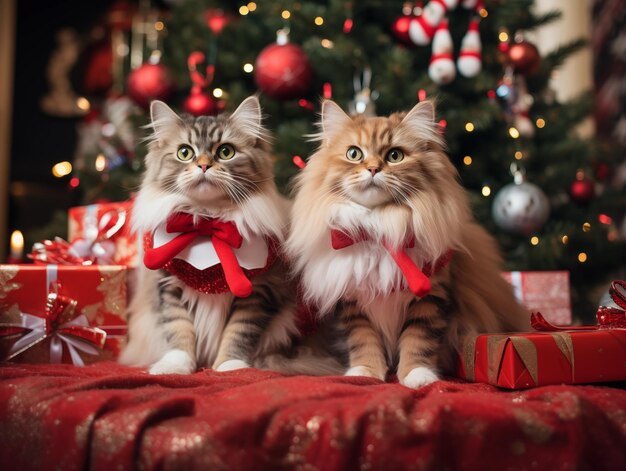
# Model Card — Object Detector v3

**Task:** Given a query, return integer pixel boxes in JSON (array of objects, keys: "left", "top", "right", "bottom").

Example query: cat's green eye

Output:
[
  {"left": 386, "top": 148, "right": 404, "bottom": 163},
  {"left": 346, "top": 146, "right": 363, "bottom": 162},
  {"left": 177, "top": 145, "right": 195, "bottom": 162},
  {"left": 216, "top": 144, "right": 236, "bottom": 160}
]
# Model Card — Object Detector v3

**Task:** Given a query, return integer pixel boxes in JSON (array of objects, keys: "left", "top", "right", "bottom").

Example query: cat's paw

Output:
[
  {"left": 400, "top": 366, "right": 439, "bottom": 389},
  {"left": 149, "top": 349, "right": 196, "bottom": 375},
  {"left": 214, "top": 359, "right": 250, "bottom": 372},
  {"left": 345, "top": 365, "right": 385, "bottom": 381}
]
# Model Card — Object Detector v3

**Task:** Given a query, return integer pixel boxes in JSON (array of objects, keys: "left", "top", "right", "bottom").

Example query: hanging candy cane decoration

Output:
[{"left": 183, "top": 51, "right": 220, "bottom": 116}]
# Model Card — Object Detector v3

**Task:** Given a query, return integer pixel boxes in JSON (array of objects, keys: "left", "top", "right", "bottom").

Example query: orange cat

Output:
[{"left": 285, "top": 100, "right": 530, "bottom": 388}]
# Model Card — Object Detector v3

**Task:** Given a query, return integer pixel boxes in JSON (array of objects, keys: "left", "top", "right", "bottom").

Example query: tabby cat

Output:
[
  {"left": 120, "top": 97, "right": 298, "bottom": 375},
  {"left": 286, "top": 100, "right": 529, "bottom": 388}
]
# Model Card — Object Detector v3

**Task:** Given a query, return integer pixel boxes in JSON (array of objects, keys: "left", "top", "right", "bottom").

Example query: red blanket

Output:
[{"left": 1, "top": 363, "right": 625, "bottom": 470}]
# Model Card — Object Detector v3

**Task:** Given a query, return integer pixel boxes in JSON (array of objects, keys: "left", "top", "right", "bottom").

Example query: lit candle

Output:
[{"left": 8, "top": 230, "right": 24, "bottom": 263}]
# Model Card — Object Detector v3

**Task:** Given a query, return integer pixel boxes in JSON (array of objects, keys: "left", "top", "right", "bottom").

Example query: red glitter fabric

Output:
[{"left": 1, "top": 363, "right": 626, "bottom": 470}]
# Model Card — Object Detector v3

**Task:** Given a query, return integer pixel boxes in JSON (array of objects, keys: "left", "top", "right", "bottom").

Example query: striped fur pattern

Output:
[
  {"left": 286, "top": 100, "right": 530, "bottom": 388},
  {"left": 119, "top": 97, "right": 298, "bottom": 375}
]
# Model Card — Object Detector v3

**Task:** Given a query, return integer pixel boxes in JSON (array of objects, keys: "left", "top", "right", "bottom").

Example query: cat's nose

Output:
[
  {"left": 198, "top": 164, "right": 210, "bottom": 173},
  {"left": 368, "top": 167, "right": 381, "bottom": 176}
]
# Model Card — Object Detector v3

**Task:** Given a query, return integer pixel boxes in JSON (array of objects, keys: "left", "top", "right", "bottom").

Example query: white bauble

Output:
[{"left": 492, "top": 181, "right": 550, "bottom": 235}]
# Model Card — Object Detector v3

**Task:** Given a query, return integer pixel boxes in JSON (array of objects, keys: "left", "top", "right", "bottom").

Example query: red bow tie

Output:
[
  {"left": 144, "top": 213, "right": 252, "bottom": 297},
  {"left": 330, "top": 229, "right": 452, "bottom": 298}
]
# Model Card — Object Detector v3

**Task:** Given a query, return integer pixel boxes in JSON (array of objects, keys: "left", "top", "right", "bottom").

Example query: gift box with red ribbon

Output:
[
  {"left": 0, "top": 264, "right": 127, "bottom": 365},
  {"left": 502, "top": 271, "right": 571, "bottom": 325},
  {"left": 458, "top": 281, "right": 626, "bottom": 389},
  {"left": 68, "top": 201, "right": 138, "bottom": 267}
]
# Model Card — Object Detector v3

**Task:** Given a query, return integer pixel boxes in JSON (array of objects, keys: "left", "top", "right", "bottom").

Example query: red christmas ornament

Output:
[
  {"left": 183, "top": 52, "right": 224, "bottom": 116},
  {"left": 204, "top": 9, "right": 233, "bottom": 36},
  {"left": 82, "top": 41, "right": 113, "bottom": 95},
  {"left": 127, "top": 63, "right": 174, "bottom": 108},
  {"left": 569, "top": 172, "right": 595, "bottom": 204},
  {"left": 508, "top": 41, "right": 541, "bottom": 76},
  {"left": 595, "top": 162, "right": 610, "bottom": 182},
  {"left": 183, "top": 92, "right": 218, "bottom": 116},
  {"left": 391, "top": 15, "right": 415, "bottom": 46},
  {"left": 254, "top": 31, "right": 313, "bottom": 100}
]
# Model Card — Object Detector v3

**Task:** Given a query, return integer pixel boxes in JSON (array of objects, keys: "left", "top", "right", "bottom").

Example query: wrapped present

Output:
[
  {"left": 68, "top": 201, "right": 138, "bottom": 267},
  {"left": 458, "top": 299, "right": 626, "bottom": 389},
  {"left": 0, "top": 264, "right": 127, "bottom": 365},
  {"left": 502, "top": 271, "right": 571, "bottom": 325}
]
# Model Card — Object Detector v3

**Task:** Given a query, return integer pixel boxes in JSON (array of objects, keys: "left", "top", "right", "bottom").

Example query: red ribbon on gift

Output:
[
  {"left": 29, "top": 237, "right": 94, "bottom": 266},
  {"left": 70, "top": 208, "right": 127, "bottom": 264},
  {"left": 532, "top": 281, "right": 626, "bottom": 331},
  {"left": 0, "top": 287, "right": 107, "bottom": 366}
]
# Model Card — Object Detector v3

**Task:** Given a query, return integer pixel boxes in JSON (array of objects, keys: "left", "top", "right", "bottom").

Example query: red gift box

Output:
[
  {"left": 458, "top": 326, "right": 626, "bottom": 389},
  {"left": 68, "top": 201, "right": 138, "bottom": 267},
  {"left": 0, "top": 264, "right": 127, "bottom": 365},
  {"left": 502, "top": 271, "right": 571, "bottom": 325}
]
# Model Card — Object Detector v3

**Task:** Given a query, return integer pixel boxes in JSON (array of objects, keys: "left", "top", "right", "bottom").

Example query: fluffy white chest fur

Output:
[{"left": 300, "top": 202, "right": 425, "bottom": 357}]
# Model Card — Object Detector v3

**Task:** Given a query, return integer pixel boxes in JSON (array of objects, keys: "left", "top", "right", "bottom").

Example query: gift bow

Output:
[
  {"left": 1, "top": 291, "right": 107, "bottom": 366},
  {"left": 70, "top": 207, "right": 127, "bottom": 265},
  {"left": 330, "top": 229, "right": 452, "bottom": 298},
  {"left": 532, "top": 281, "right": 626, "bottom": 331},
  {"left": 29, "top": 237, "right": 94, "bottom": 266},
  {"left": 144, "top": 213, "right": 253, "bottom": 297}
]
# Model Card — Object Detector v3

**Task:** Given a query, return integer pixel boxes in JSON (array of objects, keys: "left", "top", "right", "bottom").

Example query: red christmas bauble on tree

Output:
[
  {"left": 391, "top": 15, "right": 414, "bottom": 46},
  {"left": 595, "top": 162, "right": 611, "bottom": 182},
  {"left": 255, "top": 41, "right": 312, "bottom": 100},
  {"left": 127, "top": 63, "right": 174, "bottom": 108},
  {"left": 183, "top": 90, "right": 226, "bottom": 116},
  {"left": 508, "top": 41, "right": 541, "bottom": 76},
  {"left": 183, "top": 92, "right": 216, "bottom": 116},
  {"left": 204, "top": 9, "right": 233, "bottom": 35},
  {"left": 569, "top": 172, "right": 595, "bottom": 204},
  {"left": 82, "top": 42, "right": 113, "bottom": 95}
]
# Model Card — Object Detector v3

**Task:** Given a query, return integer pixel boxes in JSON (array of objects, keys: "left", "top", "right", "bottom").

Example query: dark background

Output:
[{"left": 9, "top": 0, "right": 115, "bottom": 237}]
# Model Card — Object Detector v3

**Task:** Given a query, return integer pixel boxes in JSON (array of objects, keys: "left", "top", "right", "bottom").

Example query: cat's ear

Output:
[
  {"left": 149, "top": 101, "right": 182, "bottom": 142},
  {"left": 320, "top": 100, "right": 352, "bottom": 135},
  {"left": 402, "top": 100, "right": 435, "bottom": 125},
  {"left": 230, "top": 96, "right": 265, "bottom": 139},
  {"left": 399, "top": 100, "right": 442, "bottom": 146}
]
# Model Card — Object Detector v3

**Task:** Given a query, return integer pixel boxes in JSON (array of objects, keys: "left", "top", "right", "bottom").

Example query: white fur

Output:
[
  {"left": 297, "top": 201, "right": 450, "bottom": 314},
  {"left": 215, "top": 359, "right": 250, "bottom": 371},
  {"left": 401, "top": 366, "right": 440, "bottom": 389},
  {"left": 149, "top": 349, "right": 195, "bottom": 375},
  {"left": 345, "top": 365, "right": 384, "bottom": 380}
]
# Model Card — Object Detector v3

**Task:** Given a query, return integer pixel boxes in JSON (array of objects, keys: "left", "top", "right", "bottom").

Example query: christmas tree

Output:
[{"left": 43, "top": 0, "right": 625, "bottom": 321}]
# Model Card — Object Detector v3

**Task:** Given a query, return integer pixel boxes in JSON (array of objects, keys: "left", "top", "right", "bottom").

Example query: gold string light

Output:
[{"left": 52, "top": 161, "right": 72, "bottom": 177}]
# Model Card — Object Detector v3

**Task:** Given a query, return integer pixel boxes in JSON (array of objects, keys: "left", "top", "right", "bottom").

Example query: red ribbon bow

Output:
[
  {"left": 144, "top": 213, "right": 253, "bottom": 297},
  {"left": 330, "top": 229, "right": 452, "bottom": 298},
  {"left": 532, "top": 281, "right": 626, "bottom": 331},
  {"left": 1, "top": 288, "right": 107, "bottom": 365}
]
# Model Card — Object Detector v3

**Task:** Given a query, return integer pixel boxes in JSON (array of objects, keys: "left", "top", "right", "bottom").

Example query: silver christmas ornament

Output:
[{"left": 492, "top": 171, "right": 550, "bottom": 235}]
